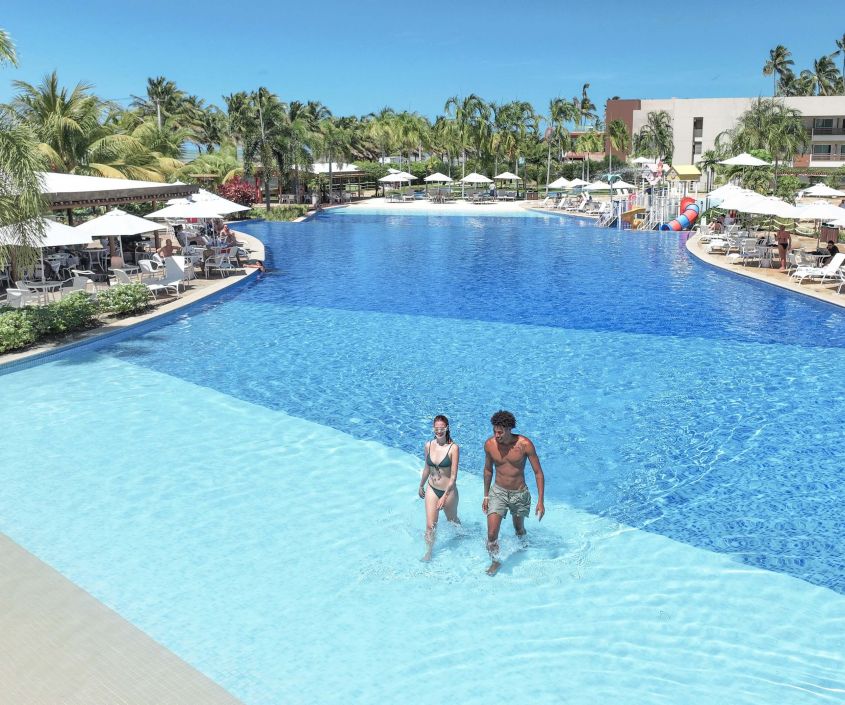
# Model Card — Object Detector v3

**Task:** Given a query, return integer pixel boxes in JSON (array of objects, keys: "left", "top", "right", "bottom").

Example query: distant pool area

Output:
[{"left": 2, "top": 210, "right": 845, "bottom": 704}]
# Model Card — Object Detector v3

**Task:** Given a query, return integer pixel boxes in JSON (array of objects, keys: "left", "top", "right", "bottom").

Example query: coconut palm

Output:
[
  {"left": 240, "top": 87, "right": 285, "bottom": 209},
  {"left": 833, "top": 33, "right": 845, "bottom": 93},
  {"left": 573, "top": 84, "right": 597, "bottom": 128},
  {"left": 575, "top": 130, "right": 603, "bottom": 181},
  {"left": 131, "top": 76, "right": 186, "bottom": 129},
  {"left": 444, "top": 94, "right": 490, "bottom": 194},
  {"left": 174, "top": 142, "right": 241, "bottom": 186},
  {"left": 800, "top": 56, "right": 842, "bottom": 96},
  {"left": 0, "top": 27, "right": 17, "bottom": 67},
  {"left": 0, "top": 29, "right": 45, "bottom": 268},
  {"left": 762, "top": 45, "right": 794, "bottom": 96},
  {"left": 633, "top": 110, "right": 674, "bottom": 162},
  {"left": 606, "top": 119, "right": 630, "bottom": 174}
]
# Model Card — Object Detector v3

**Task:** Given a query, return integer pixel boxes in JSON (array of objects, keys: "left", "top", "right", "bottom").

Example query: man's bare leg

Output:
[
  {"left": 486, "top": 512, "right": 504, "bottom": 575},
  {"left": 512, "top": 514, "right": 528, "bottom": 548}
]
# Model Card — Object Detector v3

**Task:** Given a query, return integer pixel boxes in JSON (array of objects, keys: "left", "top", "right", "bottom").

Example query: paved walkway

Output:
[{"left": 685, "top": 233, "right": 845, "bottom": 309}]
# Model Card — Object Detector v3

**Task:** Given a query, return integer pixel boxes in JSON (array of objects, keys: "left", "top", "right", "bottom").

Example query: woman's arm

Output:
[
  {"left": 437, "top": 444, "right": 460, "bottom": 509},
  {"left": 419, "top": 441, "right": 431, "bottom": 498}
]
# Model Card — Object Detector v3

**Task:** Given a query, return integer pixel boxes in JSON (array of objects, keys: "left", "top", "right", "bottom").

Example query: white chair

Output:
[
  {"left": 63, "top": 276, "right": 95, "bottom": 295},
  {"left": 110, "top": 269, "right": 135, "bottom": 286},
  {"left": 791, "top": 252, "right": 845, "bottom": 285},
  {"left": 4, "top": 288, "right": 39, "bottom": 308},
  {"left": 138, "top": 259, "right": 162, "bottom": 279},
  {"left": 204, "top": 253, "right": 234, "bottom": 277}
]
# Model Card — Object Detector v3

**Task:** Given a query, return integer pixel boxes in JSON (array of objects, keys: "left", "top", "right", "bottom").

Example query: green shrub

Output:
[
  {"left": 97, "top": 283, "right": 152, "bottom": 315},
  {"left": 0, "top": 309, "right": 37, "bottom": 353},
  {"left": 251, "top": 205, "right": 310, "bottom": 221},
  {"left": 51, "top": 292, "right": 99, "bottom": 332}
]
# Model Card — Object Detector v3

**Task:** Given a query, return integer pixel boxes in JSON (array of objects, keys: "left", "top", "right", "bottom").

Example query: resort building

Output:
[{"left": 606, "top": 96, "right": 845, "bottom": 176}]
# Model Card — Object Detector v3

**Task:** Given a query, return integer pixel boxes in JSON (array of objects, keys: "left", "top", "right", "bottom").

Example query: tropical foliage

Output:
[{"left": 763, "top": 38, "right": 845, "bottom": 96}]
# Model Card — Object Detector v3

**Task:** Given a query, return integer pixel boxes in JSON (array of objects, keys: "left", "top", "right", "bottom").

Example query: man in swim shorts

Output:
[{"left": 482, "top": 410, "right": 546, "bottom": 575}]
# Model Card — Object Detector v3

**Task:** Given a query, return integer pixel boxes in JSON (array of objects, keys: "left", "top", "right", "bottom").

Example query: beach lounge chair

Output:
[
  {"left": 790, "top": 252, "right": 845, "bottom": 285},
  {"left": 138, "top": 259, "right": 162, "bottom": 279},
  {"left": 205, "top": 253, "right": 235, "bottom": 277}
]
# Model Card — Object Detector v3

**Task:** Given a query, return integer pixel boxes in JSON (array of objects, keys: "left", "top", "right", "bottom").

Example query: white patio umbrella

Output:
[
  {"left": 567, "top": 178, "right": 589, "bottom": 188},
  {"left": 741, "top": 196, "right": 801, "bottom": 218},
  {"left": 718, "top": 152, "right": 771, "bottom": 166},
  {"left": 0, "top": 219, "right": 94, "bottom": 300},
  {"left": 797, "top": 202, "right": 845, "bottom": 221},
  {"left": 460, "top": 172, "right": 493, "bottom": 184},
  {"left": 610, "top": 180, "right": 635, "bottom": 190},
  {"left": 378, "top": 172, "right": 415, "bottom": 183},
  {"left": 147, "top": 201, "right": 228, "bottom": 219},
  {"left": 799, "top": 183, "right": 845, "bottom": 198},
  {"left": 547, "top": 177, "right": 570, "bottom": 189},
  {"left": 76, "top": 208, "right": 165, "bottom": 264},
  {"left": 167, "top": 188, "right": 251, "bottom": 213},
  {"left": 631, "top": 156, "right": 651, "bottom": 164},
  {"left": 584, "top": 180, "right": 613, "bottom": 191},
  {"left": 423, "top": 172, "right": 453, "bottom": 183},
  {"left": 494, "top": 171, "right": 521, "bottom": 181}
]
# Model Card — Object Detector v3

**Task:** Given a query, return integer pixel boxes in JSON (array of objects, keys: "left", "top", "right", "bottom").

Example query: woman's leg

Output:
[
  {"left": 442, "top": 487, "right": 460, "bottom": 524},
  {"left": 422, "top": 486, "right": 439, "bottom": 561}
]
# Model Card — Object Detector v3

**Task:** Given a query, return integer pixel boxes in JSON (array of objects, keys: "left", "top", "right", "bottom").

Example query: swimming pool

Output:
[{"left": 2, "top": 209, "right": 844, "bottom": 704}]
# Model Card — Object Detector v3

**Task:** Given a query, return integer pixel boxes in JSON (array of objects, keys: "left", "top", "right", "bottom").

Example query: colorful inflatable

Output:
[{"left": 660, "top": 197, "right": 700, "bottom": 231}]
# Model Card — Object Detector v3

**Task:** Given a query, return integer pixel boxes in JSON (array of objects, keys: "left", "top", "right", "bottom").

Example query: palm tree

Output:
[
  {"left": 800, "top": 56, "right": 842, "bottom": 96},
  {"left": 131, "top": 77, "right": 186, "bottom": 129},
  {"left": 633, "top": 110, "right": 674, "bottom": 163},
  {"left": 0, "top": 27, "right": 17, "bottom": 67},
  {"left": 444, "top": 94, "right": 489, "bottom": 196},
  {"left": 575, "top": 130, "right": 603, "bottom": 181},
  {"left": 0, "top": 28, "right": 45, "bottom": 270},
  {"left": 762, "top": 45, "right": 794, "bottom": 96},
  {"left": 833, "top": 33, "right": 845, "bottom": 93},
  {"left": 606, "top": 119, "right": 629, "bottom": 174},
  {"left": 574, "top": 84, "right": 597, "bottom": 128},
  {"left": 240, "top": 87, "right": 284, "bottom": 209}
]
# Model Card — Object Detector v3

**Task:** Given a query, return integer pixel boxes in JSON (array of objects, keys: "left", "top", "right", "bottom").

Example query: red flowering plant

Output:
[{"left": 218, "top": 177, "right": 258, "bottom": 208}]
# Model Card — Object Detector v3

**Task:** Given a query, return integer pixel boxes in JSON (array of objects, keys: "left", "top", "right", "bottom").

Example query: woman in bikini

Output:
[{"left": 418, "top": 414, "right": 460, "bottom": 561}]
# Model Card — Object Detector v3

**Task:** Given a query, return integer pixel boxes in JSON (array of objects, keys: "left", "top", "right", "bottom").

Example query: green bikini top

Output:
[{"left": 426, "top": 442, "right": 453, "bottom": 468}]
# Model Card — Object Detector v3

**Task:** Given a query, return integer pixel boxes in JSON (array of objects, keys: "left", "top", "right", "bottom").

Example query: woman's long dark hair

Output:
[{"left": 433, "top": 414, "right": 452, "bottom": 443}]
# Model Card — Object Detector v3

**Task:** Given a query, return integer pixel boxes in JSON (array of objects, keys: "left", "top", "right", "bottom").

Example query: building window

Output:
[
  {"left": 691, "top": 142, "right": 702, "bottom": 161},
  {"left": 812, "top": 144, "right": 832, "bottom": 154},
  {"left": 693, "top": 117, "right": 703, "bottom": 139},
  {"left": 813, "top": 118, "right": 834, "bottom": 128}
]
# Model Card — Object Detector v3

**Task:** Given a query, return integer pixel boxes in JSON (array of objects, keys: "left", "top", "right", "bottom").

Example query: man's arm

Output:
[
  {"left": 482, "top": 441, "right": 493, "bottom": 514},
  {"left": 523, "top": 438, "right": 545, "bottom": 521}
]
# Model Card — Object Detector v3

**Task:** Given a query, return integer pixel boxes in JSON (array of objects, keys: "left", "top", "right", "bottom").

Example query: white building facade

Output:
[{"left": 610, "top": 96, "right": 845, "bottom": 171}]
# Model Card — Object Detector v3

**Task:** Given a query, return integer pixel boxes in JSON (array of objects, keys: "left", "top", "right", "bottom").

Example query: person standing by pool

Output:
[
  {"left": 418, "top": 415, "right": 460, "bottom": 562},
  {"left": 776, "top": 223, "right": 792, "bottom": 271},
  {"left": 482, "top": 410, "right": 545, "bottom": 576}
]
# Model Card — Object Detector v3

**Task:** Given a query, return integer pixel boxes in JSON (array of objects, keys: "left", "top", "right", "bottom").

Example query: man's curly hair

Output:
[{"left": 490, "top": 410, "right": 516, "bottom": 429}]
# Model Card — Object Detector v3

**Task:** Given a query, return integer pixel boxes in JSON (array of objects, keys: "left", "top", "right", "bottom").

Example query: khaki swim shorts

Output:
[{"left": 488, "top": 484, "right": 531, "bottom": 518}]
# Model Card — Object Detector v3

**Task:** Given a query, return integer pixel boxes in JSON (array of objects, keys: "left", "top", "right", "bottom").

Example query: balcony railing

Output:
[
  {"left": 809, "top": 127, "right": 845, "bottom": 136},
  {"left": 809, "top": 153, "right": 845, "bottom": 162}
]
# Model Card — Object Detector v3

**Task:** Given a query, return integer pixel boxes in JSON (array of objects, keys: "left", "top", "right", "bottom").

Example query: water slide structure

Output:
[{"left": 660, "top": 196, "right": 700, "bottom": 231}]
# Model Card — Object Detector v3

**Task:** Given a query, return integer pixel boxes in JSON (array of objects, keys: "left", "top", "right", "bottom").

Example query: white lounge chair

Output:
[
  {"left": 790, "top": 252, "right": 845, "bottom": 285},
  {"left": 138, "top": 259, "right": 162, "bottom": 279}
]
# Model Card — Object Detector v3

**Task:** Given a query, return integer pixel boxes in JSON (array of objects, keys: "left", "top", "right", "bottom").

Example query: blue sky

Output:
[{"left": 2, "top": 0, "right": 841, "bottom": 119}]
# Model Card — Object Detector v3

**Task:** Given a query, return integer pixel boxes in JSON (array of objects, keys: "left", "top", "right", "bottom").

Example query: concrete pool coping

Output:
[{"left": 684, "top": 232, "right": 845, "bottom": 310}]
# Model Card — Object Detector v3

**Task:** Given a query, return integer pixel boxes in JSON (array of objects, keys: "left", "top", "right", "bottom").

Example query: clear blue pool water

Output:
[{"left": 2, "top": 208, "right": 844, "bottom": 704}]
